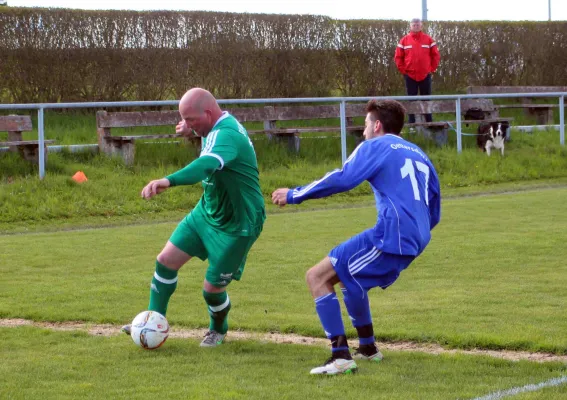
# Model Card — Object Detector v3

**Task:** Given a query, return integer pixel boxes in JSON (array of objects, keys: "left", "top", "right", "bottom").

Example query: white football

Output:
[{"left": 130, "top": 311, "right": 169, "bottom": 350}]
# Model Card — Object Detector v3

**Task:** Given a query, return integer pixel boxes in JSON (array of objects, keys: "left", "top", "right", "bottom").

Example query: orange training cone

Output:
[{"left": 72, "top": 171, "right": 88, "bottom": 183}]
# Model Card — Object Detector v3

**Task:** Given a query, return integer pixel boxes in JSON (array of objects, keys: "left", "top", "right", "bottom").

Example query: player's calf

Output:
[{"left": 203, "top": 290, "right": 231, "bottom": 335}]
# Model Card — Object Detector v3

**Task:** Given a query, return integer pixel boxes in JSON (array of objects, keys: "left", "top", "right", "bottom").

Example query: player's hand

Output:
[
  {"left": 271, "top": 188, "right": 290, "bottom": 207},
  {"left": 141, "top": 178, "right": 171, "bottom": 199},
  {"left": 175, "top": 120, "right": 192, "bottom": 136}
]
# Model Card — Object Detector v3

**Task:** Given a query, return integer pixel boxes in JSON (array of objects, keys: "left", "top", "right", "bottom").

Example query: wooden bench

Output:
[
  {"left": 0, "top": 115, "right": 55, "bottom": 164},
  {"left": 232, "top": 105, "right": 365, "bottom": 150},
  {"left": 398, "top": 98, "right": 512, "bottom": 145},
  {"left": 96, "top": 108, "right": 359, "bottom": 163},
  {"left": 238, "top": 99, "right": 511, "bottom": 147},
  {"left": 96, "top": 99, "right": 510, "bottom": 164},
  {"left": 466, "top": 86, "right": 567, "bottom": 125},
  {"left": 96, "top": 110, "right": 200, "bottom": 165}
]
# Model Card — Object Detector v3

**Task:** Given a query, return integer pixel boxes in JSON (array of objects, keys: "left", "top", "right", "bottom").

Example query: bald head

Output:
[
  {"left": 180, "top": 88, "right": 218, "bottom": 114},
  {"left": 179, "top": 88, "right": 223, "bottom": 137}
]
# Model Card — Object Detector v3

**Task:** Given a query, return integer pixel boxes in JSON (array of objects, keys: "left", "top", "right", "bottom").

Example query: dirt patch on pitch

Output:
[{"left": 2, "top": 318, "right": 565, "bottom": 363}]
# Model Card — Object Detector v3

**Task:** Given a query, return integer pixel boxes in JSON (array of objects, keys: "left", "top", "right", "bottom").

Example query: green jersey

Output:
[{"left": 192, "top": 112, "right": 265, "bottom": 236}]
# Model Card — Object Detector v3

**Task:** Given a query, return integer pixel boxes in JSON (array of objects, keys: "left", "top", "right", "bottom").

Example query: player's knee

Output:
[
  {"left": 156, "top": 253, "right": 170, "bottom": 267},
  {"left": 156, "top": 251, "right": 181, "bottom": 269},
  {"left": 305, "top": 267, "right": 319, "bottom": 289},
  {"left": 203, "top": 280, "right": 225, "bottom": 293},
  {"left": 156, "top": 242, "right": 192, "bottom": 269}
]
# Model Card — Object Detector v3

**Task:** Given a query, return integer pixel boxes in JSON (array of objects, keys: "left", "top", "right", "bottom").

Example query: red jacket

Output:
[{"left": 394, "top": 31, "right": 440, "bottom": 82}]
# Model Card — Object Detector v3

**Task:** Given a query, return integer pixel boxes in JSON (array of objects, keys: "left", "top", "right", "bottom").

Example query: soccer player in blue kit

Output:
[{"left": 272, "top": 99, "right": 441, "bottom": 375}]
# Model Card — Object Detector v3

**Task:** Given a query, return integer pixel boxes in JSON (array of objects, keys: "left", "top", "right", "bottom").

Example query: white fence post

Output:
[
  {"left": 38, "top": 107, "right": 45, "bottom": 180},
  {"left": 456, "top": 98, "right": 462, "bottom": 153},
  {"left": 340, "top": 100, "right": 347, "bottom": 164},
  {"left": 560, "top": 96, "right": 565, "bottom": 146}
]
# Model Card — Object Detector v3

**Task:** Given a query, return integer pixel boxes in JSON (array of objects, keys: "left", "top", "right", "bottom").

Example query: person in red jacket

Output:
[{"left": 394, "top": 18, "right": 440, "bottom": 124}]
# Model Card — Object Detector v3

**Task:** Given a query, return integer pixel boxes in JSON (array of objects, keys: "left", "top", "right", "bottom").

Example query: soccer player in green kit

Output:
[{"left": 122, "top": 88, "right": 265, "bottom": 347}]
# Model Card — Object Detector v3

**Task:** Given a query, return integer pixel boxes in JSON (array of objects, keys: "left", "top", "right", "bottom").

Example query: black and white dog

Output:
[{"left": 477, "top": 122, "right": 509, "bottom": 156}]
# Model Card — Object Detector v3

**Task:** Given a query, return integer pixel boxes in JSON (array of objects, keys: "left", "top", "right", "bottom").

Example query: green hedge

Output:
[{"left": 1, "top": 8, "right": 565, "bottom": 102}]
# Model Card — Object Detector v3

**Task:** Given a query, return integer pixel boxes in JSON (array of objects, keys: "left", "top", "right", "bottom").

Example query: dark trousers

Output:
[{"left": 404, "top": 74, "right": 432, "bottom": 123}]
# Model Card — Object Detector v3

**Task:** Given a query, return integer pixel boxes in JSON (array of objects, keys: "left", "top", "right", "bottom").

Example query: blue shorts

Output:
[{"left": 329, "top": 229, "right": 415, "bottom": 297}]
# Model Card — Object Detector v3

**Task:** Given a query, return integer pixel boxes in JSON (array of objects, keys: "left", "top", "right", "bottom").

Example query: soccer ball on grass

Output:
[{"left": 130, "top": 310, "right": 169, "bottom": 349}]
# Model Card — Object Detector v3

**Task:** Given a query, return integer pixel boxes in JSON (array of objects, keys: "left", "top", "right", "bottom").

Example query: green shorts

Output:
[{"left": 169, "top": 213, "right": 261, "bottom": 288}]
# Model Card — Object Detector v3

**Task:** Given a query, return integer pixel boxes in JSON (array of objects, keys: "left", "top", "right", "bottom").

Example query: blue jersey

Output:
[{"left": 287, "top": 134, "right": 441, "bottom": 256}]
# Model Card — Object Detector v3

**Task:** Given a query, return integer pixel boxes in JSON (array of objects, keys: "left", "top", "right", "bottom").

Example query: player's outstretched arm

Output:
[
  {"left": 141, "top": 156, "right": 221, "bottom": 200},
  {"left": 165, "top": 156, "right": 221, "bottom": 187},
  {"left": 284, "top": 142, "right": 373, "bottom": 205}
]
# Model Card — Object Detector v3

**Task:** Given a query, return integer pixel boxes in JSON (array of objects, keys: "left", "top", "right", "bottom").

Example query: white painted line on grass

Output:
[{"left": 470, "top": 375, "right": 567, "bottom": 400}]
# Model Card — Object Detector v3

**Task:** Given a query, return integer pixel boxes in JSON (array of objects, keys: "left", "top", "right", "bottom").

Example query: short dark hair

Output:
[{"left": 365, "top": 99, "right": 406, "bottom": 134}]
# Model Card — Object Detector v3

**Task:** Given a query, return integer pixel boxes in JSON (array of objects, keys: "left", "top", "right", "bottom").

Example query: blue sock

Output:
[
  {"left": 341, "top": 287, "right": 375, "bottom": 346},
  {"left": 315, "top": 292, "right": 348, "bottom": 353}
]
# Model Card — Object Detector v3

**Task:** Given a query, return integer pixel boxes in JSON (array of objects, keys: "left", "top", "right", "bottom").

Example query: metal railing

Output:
[{"left": 0, "top": 92, "right": 565, "bottom": 179}]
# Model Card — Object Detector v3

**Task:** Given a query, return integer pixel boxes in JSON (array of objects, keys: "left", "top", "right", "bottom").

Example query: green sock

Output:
[
  {"left": 203, "top": 290, "right": 231, "bottom": 334},
  {"left": 148, "top": 261, "right": 178, "bottom": 316}
]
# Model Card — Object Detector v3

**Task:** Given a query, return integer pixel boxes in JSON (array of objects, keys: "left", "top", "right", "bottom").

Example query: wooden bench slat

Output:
[
  {"left": 96, "top": 98, "right": 498, "bottom": 129},
  {"left": 108, "top": 134, "right": 188, "bottom": 141},
  {"left": 233, "top": 99, "right": 496, "bottom": 120},
  {"left": 467, "top": 86, "right": 567, "bottom": 94},
  {"left": 110, "top": 127, "right": 365, "bottom": 137},
  {"left": 405, "top": 122, "right": 449, "bottom": 127},
  {"left": 403, "top": 99, "right": 497, "bottom": 114},
  {"left": 0, "top": 140, "right": 56, "bottom": 146},
  {"left": 249, "top": 127, "right": 343, "bottom": 135},
  {"left": 0, "top": 116, "right": 33, "bottom": 132},
  {"left": 97, "top": 111, "right": 182, "bottom": 128},
  {"left": 232, "top": 105, "right": 345, "bottom": 121},
  {"left": 459, "top": 118, "right": 513, "bottom": 124},
  {"left": 495, "top": 104, "right": 558, "bottom": 109}
]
